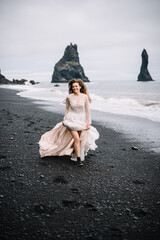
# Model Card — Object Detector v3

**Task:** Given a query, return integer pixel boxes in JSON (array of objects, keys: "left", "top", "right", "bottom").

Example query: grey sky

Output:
[{"left": 0, "top": 0, "right": 160, "bottom": 81}]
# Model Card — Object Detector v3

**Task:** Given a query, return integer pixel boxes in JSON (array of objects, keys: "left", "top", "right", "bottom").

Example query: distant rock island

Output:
[
  {"left": 138, "top": 49, "right": 154, "bottom": 81},
  {"left": 51, "top": 43, "right": 89, "bottom": 83}
]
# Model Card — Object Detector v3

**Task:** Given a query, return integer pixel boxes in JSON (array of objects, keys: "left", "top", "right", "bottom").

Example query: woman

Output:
[{"left": 39, "top": 79, "right": 99, "bottom": 166}]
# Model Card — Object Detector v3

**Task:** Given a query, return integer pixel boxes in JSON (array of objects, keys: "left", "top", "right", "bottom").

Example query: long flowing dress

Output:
[{"left": 39, "top": 93, "right": 99, "bottom": 161}]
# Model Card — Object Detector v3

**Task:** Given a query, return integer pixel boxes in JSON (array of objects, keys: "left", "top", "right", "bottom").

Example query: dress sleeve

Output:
[
  {"left": 85, "top": 95, "right": 91, "bottom": 124},
  {"left": 63, "top": 97, "right": 70, "bottom": 120}
]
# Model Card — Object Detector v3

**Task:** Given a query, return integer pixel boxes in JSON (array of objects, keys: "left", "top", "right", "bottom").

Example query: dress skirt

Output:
[{"left": 38, "top": 122, "right": 99, "bottom": 161}]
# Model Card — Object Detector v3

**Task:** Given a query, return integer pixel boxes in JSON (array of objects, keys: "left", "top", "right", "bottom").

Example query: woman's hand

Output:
[
  {"left": 62, "top": 121, "right": 65, "bottom": 125},
  {"left": 86, "top": 124, "right": 90, "bottom": 130}
]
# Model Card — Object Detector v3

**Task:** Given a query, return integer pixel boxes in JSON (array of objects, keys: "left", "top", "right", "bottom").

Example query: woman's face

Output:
[{"left": 72, "top": 82, "right": 81, "bottom": 93}]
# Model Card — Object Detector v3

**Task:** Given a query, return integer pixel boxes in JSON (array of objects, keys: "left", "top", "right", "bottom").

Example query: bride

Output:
[{"left": 39, "top": 79, "right": 99, "bottom": 166}]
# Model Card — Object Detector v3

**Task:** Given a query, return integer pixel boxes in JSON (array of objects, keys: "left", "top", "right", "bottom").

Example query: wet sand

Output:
[{"left": 0, "top": 88, "right": 160, "bottom": 240}]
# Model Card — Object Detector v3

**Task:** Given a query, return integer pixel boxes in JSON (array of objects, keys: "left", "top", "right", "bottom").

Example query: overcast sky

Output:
[{"left": 0, "top": 0, "right": 160, "bottom": 82}]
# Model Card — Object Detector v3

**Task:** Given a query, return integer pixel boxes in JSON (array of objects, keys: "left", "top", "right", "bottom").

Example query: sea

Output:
[{"left": 1, "top": 80, "right": 160, "bottom": 153}]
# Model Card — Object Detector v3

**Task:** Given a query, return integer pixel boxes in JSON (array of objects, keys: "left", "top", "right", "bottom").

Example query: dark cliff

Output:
[{"left": 0, "top": 72, "right": 28, "bottom": 85}]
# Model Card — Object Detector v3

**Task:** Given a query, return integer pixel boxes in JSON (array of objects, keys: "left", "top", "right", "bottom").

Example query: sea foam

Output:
[{"left": 1, "top": 81, "right": 160, "bottom": 122}]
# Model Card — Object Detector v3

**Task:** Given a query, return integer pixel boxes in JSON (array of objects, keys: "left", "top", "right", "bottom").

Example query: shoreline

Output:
[
  {"left": 11, "top": 84, "right": 160, "bottom": 154},
  {"left": 1, "top": 83, "right": 160, "bottom": 155},
  {"left": 0, "top": 88, "right": 160, "bottom": 239},
  {"left": 36, "top": 100, "right": 160, "bottom": 153}
]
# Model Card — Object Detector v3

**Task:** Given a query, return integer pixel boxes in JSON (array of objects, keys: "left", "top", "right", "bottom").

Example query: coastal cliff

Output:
[
  {"left": 0, "top": 73, "right": 11, "bottom": 84},
  {"left": 51, "top": 43, "right": 89, "bottom": 83},
  {"left": 0, "top": 71, "right": 38, "bottom": 85},
  {"left": 0, "top": 73, "right": 27, "bottom": 85}
]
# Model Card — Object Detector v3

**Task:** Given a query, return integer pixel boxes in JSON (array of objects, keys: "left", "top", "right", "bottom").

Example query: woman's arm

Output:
[
  {"left": 62, "top": 97, "right": 69, "bottom": 124},
  {"left": 85, "top": 95, "right": 91, "bottom": 129}
]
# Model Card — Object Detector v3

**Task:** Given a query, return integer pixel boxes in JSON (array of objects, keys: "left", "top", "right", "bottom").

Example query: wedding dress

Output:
[{"left": 39, "top": 93, "right": 99, "bottom": 161}]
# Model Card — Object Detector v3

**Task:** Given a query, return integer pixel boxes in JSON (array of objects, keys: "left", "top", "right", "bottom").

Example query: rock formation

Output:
[
  {"left": 0, "top": 72, "right": 28, "bottom": 85},
  {"left": 13, "top": 79, "right": 28, "bottom": 84},
  {"left": 138, "top": 49, "right": 154, "bottom": 81},
  {"left": 0, "top": 73, "right": 11, "bottom": 84},
  {"left": 29, "top": 80, "right": 39, "bottom": 85},
  {"left": 51, "top": 43, "right": 89, "bottom": 83}
]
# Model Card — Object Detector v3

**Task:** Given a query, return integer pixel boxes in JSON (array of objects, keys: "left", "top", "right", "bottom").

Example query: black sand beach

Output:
[{"left": 0, "top": 88, "right": 160, "bottom": 240}]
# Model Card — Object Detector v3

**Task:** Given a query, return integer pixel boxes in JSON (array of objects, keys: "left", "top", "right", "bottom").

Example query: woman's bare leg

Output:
[
  {"left": 70, "top": 130, "right": 83, "bottom": 166},
  {"left": 70, "top": 130, "right": 80, "bottom": 157}
]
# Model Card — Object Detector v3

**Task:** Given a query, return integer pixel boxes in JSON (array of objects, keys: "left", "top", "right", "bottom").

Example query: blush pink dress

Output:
[{"left": 39, "top": 93, "right": 99, "bottom": 161}]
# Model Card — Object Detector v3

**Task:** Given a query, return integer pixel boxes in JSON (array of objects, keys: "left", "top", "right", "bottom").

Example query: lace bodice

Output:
[{"left": 64, "top": 93, "right": 91, "bottom": 125}]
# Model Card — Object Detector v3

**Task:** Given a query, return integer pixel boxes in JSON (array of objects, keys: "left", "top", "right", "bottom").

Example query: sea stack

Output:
[
  {"left": 51, "top": 43, "right": 89, "bottom": 83},
  {"left": 137, "top": 49, "right": 154, "bottom": 81}
]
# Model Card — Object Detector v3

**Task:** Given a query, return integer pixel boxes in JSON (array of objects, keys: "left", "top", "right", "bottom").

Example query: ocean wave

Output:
[
  {"left": 1, "top": 83, "right": 160, "bottom": 122},
  {"left": 90, "top": 95, "right": 160, "bottom": 122}
]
